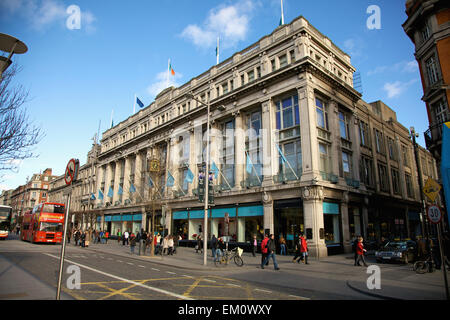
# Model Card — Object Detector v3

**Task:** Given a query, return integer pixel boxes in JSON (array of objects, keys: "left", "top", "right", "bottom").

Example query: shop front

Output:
[
  {"left": 323, "top": 201, "right": 343, "bottom": 255},
  {"left": 274, "top": 198, "right": 303, "bottom": 253},
  {"left": 97, "top": 213, "right": 142, "bottom": 236}
]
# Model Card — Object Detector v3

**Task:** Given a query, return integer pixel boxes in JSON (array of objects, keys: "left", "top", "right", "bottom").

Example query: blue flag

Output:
[
  {"left": 136, "top": 96, "right": 144, "bottom": 108},
  {"left": 211, "top": 161, "right": 219, "bottom": 179},
  {"left": 107, "top": 186, "right": 114, "bottom": 198},
  {"left": 118, "top": 185, "right": 123, "bottom": 195},
  {"left": 185, "top": 168, "right": 194, "bottom": 184},
  {"left": 441, "top": 121, "right": 450, "bottom": 226},
  {"left": 246, "top": 153, "right": 253, "bottom": 174},
  {"left": 166, "top": 171, "right": 174, "bottom": 187},
  {"left": 129, "top": 183, "right": 136, "bottom": 193},
  {"left": 98, "top": 189, "right": 104, "bottom": 201},
  {"left": 277, "top": 144, "right": 288, "bottom": 164},
  {"left": 90, "top": 193, "right": 96, "bottom": 200},
  {"left": 148, "top": 176, "right": 154, "bottom": 187}
]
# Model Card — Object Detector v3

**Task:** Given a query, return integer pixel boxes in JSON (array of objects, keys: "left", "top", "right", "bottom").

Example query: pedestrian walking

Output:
[
  {"left": 117, "top": 229, "right": 122, "bottom": 244},
  {"left": 141, "top": 230, "right": 147, "bottom": 255},
  {"left": 168, "top": 235, "right": 174, "bottom": 255},
  {"left": 124, "top": 231, "right": 129, "bottom": 246},
  {"left": 292, "top": 234, "right": 302, "bottom": 263},
  {"left": 81, "top": 231, "right": 86, "bottom": 248},
  {"left": 130, "top": 232, "right": 136, "bottom": 254},
  {"left": 279, "top": 236, "right": 287, "bottom": 255},
  {"left": 354, "top": 236, "right": 368, "bottom": 267},
  {"left": 215, "top": 237, "right": 225, "bottom": 262},
  {"left": 261, "top": 234, "right": 270, "bottom": 266},
  {"left": 252, "top": 235, "right": 257, "bottom": 257},
  {"left": 162, "top": 236, "right": 169, "bottom": 255},
  {"left": 299, "top": 233, "right": 308, "bottom": 264},
  {"left": 105, "top": 231, "right": 109, "bottom": 244},
  {"left": 211, "top": 234, "right": 218, "bottom": 259},
  {"left": 67, "top": 229, "right": 72, "bottom": 244},
  {"left": 261, "top": 234, "right": 280, "bottom": 270}
]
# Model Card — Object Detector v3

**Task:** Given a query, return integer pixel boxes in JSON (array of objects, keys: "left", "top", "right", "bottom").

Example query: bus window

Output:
[
  {"left": 39, "top": 222, "right": 63, "bottom": 232},
  {"left": 42, "top": 204, "right": 65, "bottom": 214}
]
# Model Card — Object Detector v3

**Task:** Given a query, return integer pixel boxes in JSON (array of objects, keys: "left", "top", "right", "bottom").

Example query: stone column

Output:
[
  {"left": 261, "top": 99, "right": 273, "bottom": 186},
  {"left": 361, "top": 197, "right": 370, "bottom": 239},
  {"left": 105, "top": 162, "right": 113, "bottom": 204},
  {"left": 123, "top": 155, "right": 131, "bottom": 203},
  {"left": 302, "top": 186, "right": 327, "bottom": 258},
  {"left": 113, "top": 159, "right": 122, "bottom": 205},
  {"left": 340, "top": 192, "right": 352, "bottom": 253},
  {"left": 234, "top": 111, "right": 245, "bottom": 190},
  {"left": 134, "top": 151, "right": 144, "bottom": 203},
  {"left": 298, "top": 84, "right": 321, "bottom": 182},
  {"left": 328, "top": 99, "right": 341, "bottom": 179}
]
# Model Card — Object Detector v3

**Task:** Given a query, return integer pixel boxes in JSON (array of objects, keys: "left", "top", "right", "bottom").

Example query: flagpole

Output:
[
  {"left": 167, "top": 58, "right": 170, "bottom": 89},
  {"left": 216, "top": 36, "right": 219, "bottom": 65},
  {"left": 281, "top": 0, "right": 284, "bottom": 25}
]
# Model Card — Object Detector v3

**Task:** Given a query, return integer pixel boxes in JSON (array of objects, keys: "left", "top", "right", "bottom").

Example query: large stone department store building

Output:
[{"left": 50, "top": 15, "right": 438, "bottom": 257}]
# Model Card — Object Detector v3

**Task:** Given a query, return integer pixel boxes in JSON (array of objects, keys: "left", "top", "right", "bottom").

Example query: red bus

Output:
[{"left": 21, "top": 202, "right": 65, "bottom": 243}]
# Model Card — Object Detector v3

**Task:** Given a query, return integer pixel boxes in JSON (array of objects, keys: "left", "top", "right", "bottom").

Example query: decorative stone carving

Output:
[{"left": 302, "top": 186, "right": 324, "bottom": 201}]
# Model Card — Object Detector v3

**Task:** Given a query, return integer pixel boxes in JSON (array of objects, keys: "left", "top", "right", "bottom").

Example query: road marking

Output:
[
  {"left": 151, "top": 268, "right": 160, "bottom": 271},
  {"left": 138, "top": 265, "right": 146, "bottom": 268},
  {"left": 289, "top": 294, "right": 310, "bottom": 300},
  {"left": 183, "top": 275, "right": 193, "bottom": 278},
  {"left": 203, "top": 279, "right": 216, "bottom": 283},
  {"left": 227, "top": 283, "right": 241, "bottom": 287},
  {"left": 166, "top": 271, "right": 176, "bottom": 275},
  {"left": 44, "top": 253, "right": 193, "bottom": 300},
  {"left": 126, "top": 262, "right": 134, "bottom": 265},
  {"left": 254, "top": 288, "right": 271, "bottom": 293},
  {"left": 117, "top": 260, "right": 123, "bottom": 263}
]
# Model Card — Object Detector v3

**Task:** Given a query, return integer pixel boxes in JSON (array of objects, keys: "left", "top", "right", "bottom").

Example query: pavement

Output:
[
  {"left": 82, "top": 239, "right": 449, "bottom": 300},
  {"left": 1, "top": 235, "right": 448, "bottom": 300}
]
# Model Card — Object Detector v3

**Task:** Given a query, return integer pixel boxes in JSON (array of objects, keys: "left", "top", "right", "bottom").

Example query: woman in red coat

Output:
[
  {"left": 355, "top": 237, "right": 368, "bottom": 267},
  {"left": 300, "top": 233, "right": 309, "bottom": 264}
]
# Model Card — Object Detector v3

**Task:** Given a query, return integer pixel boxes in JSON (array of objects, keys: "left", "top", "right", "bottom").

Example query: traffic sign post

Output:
[
  {"left": 427, "top": 205, "right": 449, "bottom": 300},
  {"left": 56, "top": 159, "right": 79, "bottom": 300}
]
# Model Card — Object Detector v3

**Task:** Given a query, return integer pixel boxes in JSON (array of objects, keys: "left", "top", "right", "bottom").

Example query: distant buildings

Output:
[{"left": 403, "top": 0, "right": 450, "bottom": 169}]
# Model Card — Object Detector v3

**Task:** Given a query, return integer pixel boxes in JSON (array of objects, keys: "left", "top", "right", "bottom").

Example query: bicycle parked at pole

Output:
[
  {"left": 413, "top": 253, "right": 450, "bottom": 274},
  {"left": 214, "top": 247, "right": 244, "bottom": 267}
]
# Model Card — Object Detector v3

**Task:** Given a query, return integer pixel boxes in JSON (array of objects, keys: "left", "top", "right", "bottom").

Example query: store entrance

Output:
[{"left": 274, "top": 199, "right": 303, "bottom": 254}]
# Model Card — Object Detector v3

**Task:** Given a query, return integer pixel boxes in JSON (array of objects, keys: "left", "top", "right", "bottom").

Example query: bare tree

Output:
[{"left": 0, "top": 63, "right": 44, "bottom": 174}]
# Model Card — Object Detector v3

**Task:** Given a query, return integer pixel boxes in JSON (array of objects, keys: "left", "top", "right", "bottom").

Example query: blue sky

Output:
[{"left": 0, "top": 0, "right": 428, "bottom": 191}]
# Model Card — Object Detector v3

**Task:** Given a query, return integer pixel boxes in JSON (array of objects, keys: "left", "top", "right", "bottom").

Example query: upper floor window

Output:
[
  {"left": 426, "top": 55, "right": 439, "bottom": 85},
  {"left": 387, "top": 137, "right": 397, "bottom": 161},
  {"left": 374, "top": 129, "right": 385, "bottom": 154},
  {"left": 276, "top": 95, "right": 300, "bottom": 131},
  {"left": 339, "top": 111, "right": 350, "bottom": 140},
  {"left": 401, "top": 144, "right": 409, "bottom": 167},
  {"left": 359, "top": 120, "right": 371, "bottom": 147},
  {"left": 247, "top": 70, "right": 255, "bottom": 82},
  {"left": 279, "top": 54, "right": 288, "bottom": 68},
  {"left": 432, "top": 98, "right": 449, "bottom": 125},
  {"left": 342, "top": 151, "right": 352, "bottom": 174},
  {"left": 316, "top": 98, "right": 329, "bottom": 130},
  {"left": 421, "top": 23, "right": 431, "bottom": 43}
]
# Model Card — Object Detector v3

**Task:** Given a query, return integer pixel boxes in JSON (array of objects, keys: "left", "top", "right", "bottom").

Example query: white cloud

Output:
[
  {"left": 383, "top": 79, "right": 417, "bottom": 98},
  {"left": 181, "top": 1, "right": 255, "bottom": 49},
  {"left": 0, "top": 0, "right": 96, "bottom": 32},
  {"left": 368, "top": 60, "right": 418, "bottom": 76},
  {"left": 147, "top": 71, "right": 184, "bottom": 98}
]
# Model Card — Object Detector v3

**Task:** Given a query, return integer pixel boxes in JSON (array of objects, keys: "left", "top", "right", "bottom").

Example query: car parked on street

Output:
[{"left": 375, "top": 240, "right": 417, "bottom": 264}]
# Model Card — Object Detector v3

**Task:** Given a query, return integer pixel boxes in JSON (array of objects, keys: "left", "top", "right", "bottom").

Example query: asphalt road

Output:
[{"left": 1, "top": 235, "right": 445, "bottom": 301}]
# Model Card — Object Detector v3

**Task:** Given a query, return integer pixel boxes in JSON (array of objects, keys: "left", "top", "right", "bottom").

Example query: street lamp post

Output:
[
  {"left": 186, "top": 93, "right": 210, "bottom": 266},
  {"left": 410, "top": 127, "right": 429, "bottom": 240}
]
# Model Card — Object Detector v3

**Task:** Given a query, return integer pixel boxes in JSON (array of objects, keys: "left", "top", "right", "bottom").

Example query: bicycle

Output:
[
  {"left": 413, "top": 254, "right": 435, "bottom": 274},
  {"left": 214, "top": 247, "right": 244, "bottom": 267}
]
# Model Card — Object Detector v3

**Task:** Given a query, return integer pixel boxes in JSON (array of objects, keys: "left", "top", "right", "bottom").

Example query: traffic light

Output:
[
  {"left": 198, "top": 173, "right": 205, "bottom": 203},
  {"left": 208, "top": 177, "right": 214, "bottom": 204}
]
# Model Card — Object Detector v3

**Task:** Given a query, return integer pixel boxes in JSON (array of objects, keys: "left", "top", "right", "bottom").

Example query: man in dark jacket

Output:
[
  {"left": 211, "top": 234, "right": 218, "bottom": 260},
  {"left": 261, "top": 234, "right": 280, "bottom": 270}
]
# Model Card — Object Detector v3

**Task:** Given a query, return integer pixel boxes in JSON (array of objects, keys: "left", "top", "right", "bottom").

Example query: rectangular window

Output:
[
  {"left": 256, "top": 66, "right": 261, "bottom": 79},
  {"left": 378, "top": 163, "right": 389, "bottom": 192},
  {"left": 339, "top": 111, "right": 350, "bottom": 140},
  {"left": 421, "top": 23, "right": 430, "bottom": 42},
  {"left": 246, "top": 111, "right": 263, "bottom": 180},
  {"left": 271, "top": 59, "right": 276, "bottom": 71},
  {"left": 426, "top": 55, "right": 439, "bottom": 85},
  {"left": 290, "top": 50, "right": 295, "bottom": 63},
  {"left": 342, "top": 151, "right": 351, "bottom": 174},
  {"left": 432, "top": 98, "right": 449, "bottom": 124},
  {"left": 359, "top": 120, "right": 370, "bottom": 147},
  {"left": 222, "top": 120, "right": 235, "bottom": 188},
  {"left": 279, "top": 140, "right": 302, "bottom": 179},
  {"left": 222, "top": 82, "right": 229, "bottom": 95},
  {"left": 275, "top": 95, "right": 300, "bottom": 131},
  {"left": 316, "top": 98, "right": 329, "bottom": 130},
  {"left": 405, "top": 173, "right": 414, "bottom": 198},
  {"left": 319, "top": 143, "right": 330, "bottom": 174},
  {"left": 391, "top": 168, "right": 400, "bottom": 195},
  {"left": 374, "top": 129, "right": 385, "bottom": 154},
  {"left": 247, "top": 70, "right": 255, "bottom": 82},
  {"left": 279, "top": 54, "right": 288, "bottom": 68},
  {"left": 387, "top": 137, "right": 397, "bottom": 161},
  {"left": 360, "top": 157, "right": 374, "bottom": 187}
]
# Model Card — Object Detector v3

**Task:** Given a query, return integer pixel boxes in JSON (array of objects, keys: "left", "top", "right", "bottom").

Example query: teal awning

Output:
[
  {"left": 238, "top": 205, "right": 263, "bottom": 217},
  {"left": 323, "top": 202, "right": 339, "bottom": 215}
]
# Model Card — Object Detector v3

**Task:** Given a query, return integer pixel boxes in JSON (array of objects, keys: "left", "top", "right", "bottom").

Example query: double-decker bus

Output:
[
  {"left": 0, "top": 205, "right": 12, "bottom": 240},
  {"left": 21, "top": 202, "right": 65, "bottom": 243}
]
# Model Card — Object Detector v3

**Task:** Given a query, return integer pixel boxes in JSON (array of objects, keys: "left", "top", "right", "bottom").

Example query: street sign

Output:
[
  {"left": 427, "top": 205, "right": 442, "bottom": 224},
  {"left": 423, "top": 178, "right": 442, "bottom": 202},
  {"left": 64, "top": 159, "right": 79, "bottom": 186}
]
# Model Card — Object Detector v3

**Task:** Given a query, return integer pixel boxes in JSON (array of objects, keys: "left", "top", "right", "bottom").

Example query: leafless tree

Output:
[{"left": 0, "top": 63, "right": 44, "bottom": 175}]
